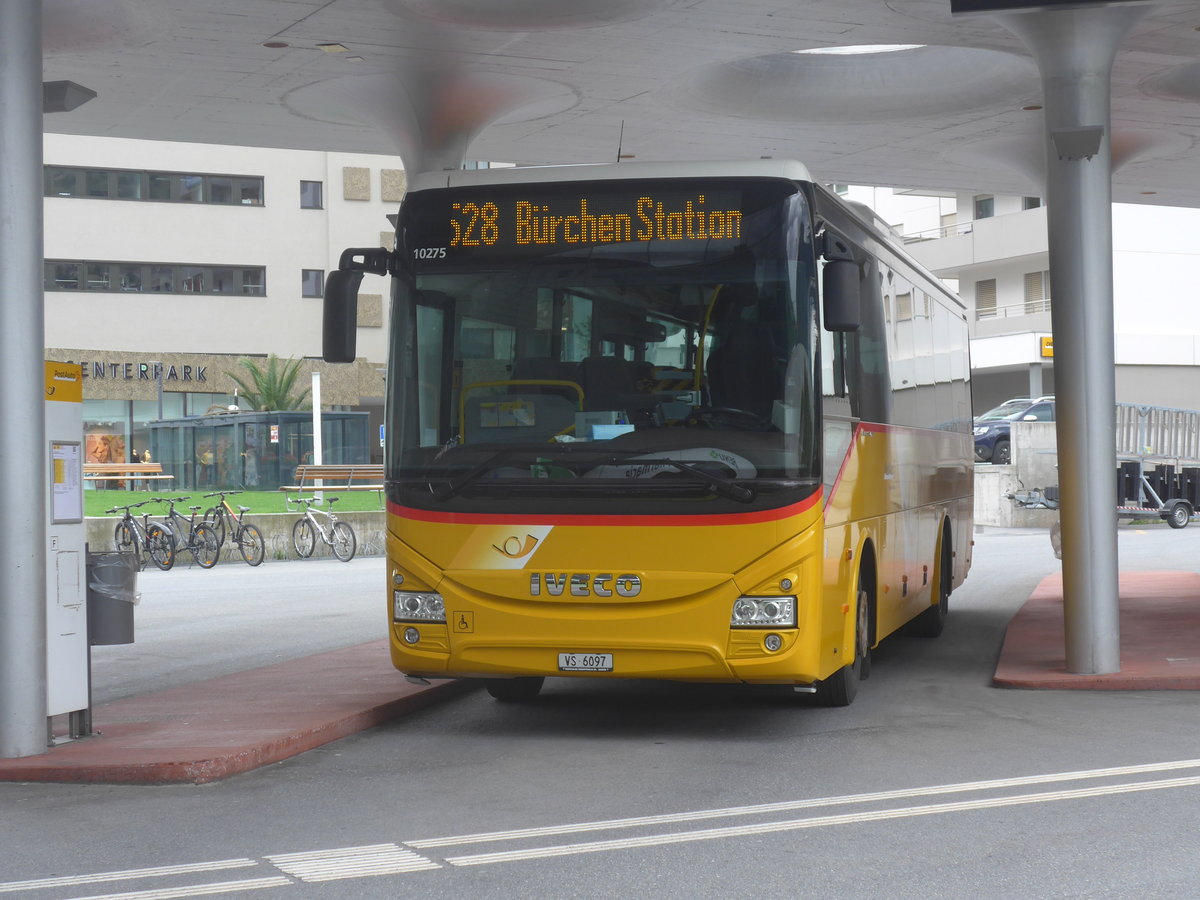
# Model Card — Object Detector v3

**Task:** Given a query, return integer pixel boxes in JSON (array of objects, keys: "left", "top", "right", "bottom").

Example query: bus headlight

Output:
[
  {"left": 393, "top": 590, "right": 446, "bottom": 623},
  {"left": 730, "top": 596, "right": 796, "bottom": 628}
]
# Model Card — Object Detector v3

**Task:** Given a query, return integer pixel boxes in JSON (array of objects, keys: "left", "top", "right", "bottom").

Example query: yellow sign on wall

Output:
[
  {"left": 45, "top": 361, "right": 83, "bottom": 403},
  {"left": 1040, "top": 336, "right": 1054, "bottom": 358}
]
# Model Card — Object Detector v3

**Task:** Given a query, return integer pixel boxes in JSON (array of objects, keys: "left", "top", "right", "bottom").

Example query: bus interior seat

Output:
[
  {"left": 580, "top": 355, "right": 636, "bottom": 410},
  {"left": 510, "top": 357, "right": 582, "bottom": 404},
  {"left": 706, "top": 323, "right": 780, "bottom": 420}
]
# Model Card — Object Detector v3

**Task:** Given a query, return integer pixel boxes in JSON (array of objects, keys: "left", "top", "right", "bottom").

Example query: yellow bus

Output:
[{"left": 324, "top": 160, "right": 973, "bottom": 706}]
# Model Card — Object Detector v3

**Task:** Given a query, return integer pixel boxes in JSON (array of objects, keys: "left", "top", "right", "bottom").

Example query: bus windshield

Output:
[{"left": 387, "top": 177, "right": 820, "bottom": 517}]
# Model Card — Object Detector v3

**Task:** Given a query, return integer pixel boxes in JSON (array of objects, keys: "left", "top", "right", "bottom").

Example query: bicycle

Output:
[
  {"left": 108, "top": 501, "right": 176, "bottom": 571},
  {"left": 153, "top": 496, "right": 220, "bottom": 569},
  {"left": 289, "top": 495, "right": 356, "bottom": 562},
  {"left": 202, "top": 490, "right": 266, "bottom": 567}
]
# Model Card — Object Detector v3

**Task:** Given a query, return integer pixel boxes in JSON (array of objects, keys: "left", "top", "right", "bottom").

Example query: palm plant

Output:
[{"left": 224, "top": 355, "right": 311, "bottom": 411}]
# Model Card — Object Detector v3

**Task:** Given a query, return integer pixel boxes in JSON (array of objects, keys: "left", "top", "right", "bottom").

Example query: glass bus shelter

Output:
[{"left": 143, "top": 410, "right": 369, "bottom": 491}]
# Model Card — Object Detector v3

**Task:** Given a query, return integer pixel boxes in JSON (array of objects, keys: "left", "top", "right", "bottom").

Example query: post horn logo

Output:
[{"left": 494, "top": 534, "right": 539, "bottom": 559}]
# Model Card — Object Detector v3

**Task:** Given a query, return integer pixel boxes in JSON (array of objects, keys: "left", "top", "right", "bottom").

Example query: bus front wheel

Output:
[{"left": 815, "top": 585, "right": 871, "bottom": 707}]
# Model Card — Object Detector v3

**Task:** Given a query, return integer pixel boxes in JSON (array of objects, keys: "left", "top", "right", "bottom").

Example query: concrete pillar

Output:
[
  {"left": 1028, "top": 361, "right": 1044, "bottom": 399},
  {"left": 0, "top": 0, "right": 48, "bottom": 757},
  {"left": 998, "top": 4, "right": 1146, "bottom": 674}
]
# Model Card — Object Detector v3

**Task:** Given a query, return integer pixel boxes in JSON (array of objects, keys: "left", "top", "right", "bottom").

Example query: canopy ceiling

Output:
[{"left": 40, "top": 0, "right": 1200, "bottom": 203}]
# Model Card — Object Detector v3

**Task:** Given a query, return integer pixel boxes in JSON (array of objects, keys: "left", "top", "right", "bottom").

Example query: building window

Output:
[
  {"left": 148, "top": 172, "right": 173, "bottom": 201},
  {"left": 302, "top": 269, "right": 325, "bottom": 298},
  {"left": 974, "top": 195, "right": 994, "bottom": 220},
  {"left": 178, "top": 174, "right": 205, "bottom": 202},
  {"left": 45, "top": 260, "right": 266, "bottom": 296},
  {"left": 1024, "top": 270, "right": 1052, "bottom": 314},
  {"left": 241, "top": 269, "right": 266, "bottom": 295},
  {"left": 975, "top": 278, "right": 997, "bottom": 319},
  {"left": 209, "top": 177, "right": 233, "bottom": 204},
  {"left": 46, "top": 262, "right": 80, "bottom": 291},
  {"left": 86, "top": 170, "right": 111, "bottom": 198},
  {"left": 119, "top": 264, "right": 143, "bottom": 292},
  {"left": 300, "top": 180, "right": 323, "bottom": 209},
  {"left": 43, "top": 166, "right": 264, "bottom": 206},
  {"left": 85, "top": 262, "right": 111, "bottom": 291},
  {"left": 179, "top": 266, "right": 208, "bottom": 293},
  {"left": 116, "top": 171, "right": 143, "bottom": 200},
  {"left": 46, "top": 168, "right": 82, "bottom": 197},
  {"left": 1023, "top": 196, "right": 1042, "bottom": 210},
  {"left": 149, "top": 266, "right": 176, "bottom": 293}
]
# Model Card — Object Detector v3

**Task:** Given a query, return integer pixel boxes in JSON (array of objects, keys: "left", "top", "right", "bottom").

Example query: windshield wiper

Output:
[
  {"left": 431, "top": 448, "right": 523, "bottom": 500},
  {"left": 656, "top": 459, "right": 754, "bottom": 502}
]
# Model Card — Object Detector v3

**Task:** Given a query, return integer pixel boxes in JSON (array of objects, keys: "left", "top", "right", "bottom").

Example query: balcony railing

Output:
[
  {"left": 976, "top": 299, "right": 1052, "bottom": 320},
  {"left": 901, "top": 222, "right": 975, "bottom": 243}
]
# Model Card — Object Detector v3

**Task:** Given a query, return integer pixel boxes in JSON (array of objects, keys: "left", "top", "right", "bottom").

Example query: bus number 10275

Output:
[{"left": 450, "top": 201, "right": 500, "bottom": 247}]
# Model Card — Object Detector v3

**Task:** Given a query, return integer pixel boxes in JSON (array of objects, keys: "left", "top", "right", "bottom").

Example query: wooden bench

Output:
[
  {"left": 280, "top": 464, "right": 384, "bottom": 504},
  {"left": 83, "top": 462, "right": 174, "bottom": 490}
]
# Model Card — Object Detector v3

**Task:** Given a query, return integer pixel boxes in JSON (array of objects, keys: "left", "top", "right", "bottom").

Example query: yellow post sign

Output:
[
  {"left": 45, "top": 361, "right": 83, "bottom": 403},
  {"left": 1040, "top": 335, "right": 1054, "bottom": 358}
]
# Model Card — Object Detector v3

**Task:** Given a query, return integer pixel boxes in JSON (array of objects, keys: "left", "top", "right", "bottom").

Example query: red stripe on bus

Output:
[{"left": 388, "top": 489, "right": 821, "bottom": 527}]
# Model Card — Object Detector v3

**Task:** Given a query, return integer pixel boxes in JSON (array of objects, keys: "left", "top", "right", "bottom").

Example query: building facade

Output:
[
  {"left": 43, "top": 134, "right": 401, "bottom": 470},
  {"left": 843, "top": 184, "right": 1200, "bottom": 415}
]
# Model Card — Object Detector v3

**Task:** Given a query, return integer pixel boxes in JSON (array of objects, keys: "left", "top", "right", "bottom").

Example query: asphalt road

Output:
[{"left": 4, "top": 525, "right": 1199, "bottom": 899}]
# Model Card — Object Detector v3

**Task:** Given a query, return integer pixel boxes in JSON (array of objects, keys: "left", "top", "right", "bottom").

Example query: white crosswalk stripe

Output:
[{"left": 266, "top": 844, "right": 439, "bottom": 882}]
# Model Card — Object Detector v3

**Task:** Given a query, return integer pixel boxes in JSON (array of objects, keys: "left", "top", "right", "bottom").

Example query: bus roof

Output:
[{"left": 407, "top": 159, "right": 815, "bottom": 193}]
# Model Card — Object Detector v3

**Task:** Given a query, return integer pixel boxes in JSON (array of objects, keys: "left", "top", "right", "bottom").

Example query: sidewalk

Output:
[
  {"left": 994, "top": 570, "right": 1200, "bottom": 690},
  {"left": 0, "top": 640, "right": 470, "bottom": 785}
]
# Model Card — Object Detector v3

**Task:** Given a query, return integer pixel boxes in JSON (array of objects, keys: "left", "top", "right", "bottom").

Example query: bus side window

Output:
[{"left": 849, "top": 260, "right": 892, "bottom": 423}]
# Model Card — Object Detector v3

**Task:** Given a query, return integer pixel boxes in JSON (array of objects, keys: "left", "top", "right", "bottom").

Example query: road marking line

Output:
[
  {"left": 410, "top": 757, "right": 1200, "bottom": 848},
  {"left": 266, "top": 844, "right": 438, "bottom": 882},
  {"left": 0, "top": 860, "right": 258, "bottom": 894},
  {"left": 445, "top": 775, "right": 1200, "bottom": 866},
  {"left": 60, "top": 877, "right": 291, "bottom": 900}
]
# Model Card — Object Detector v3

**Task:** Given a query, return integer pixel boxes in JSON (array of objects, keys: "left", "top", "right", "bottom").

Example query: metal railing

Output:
[
  {"left": 901, "top": 222, "right": 975, "bottom": 243},
  {"left": 976, "top": 299, "right": 1052, "bottom": 320}
]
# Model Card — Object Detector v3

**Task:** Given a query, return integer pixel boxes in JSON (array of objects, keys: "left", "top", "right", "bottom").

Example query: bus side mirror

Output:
[
  {"left": 822, "top": 260, "right": 861, "bottom": 332},
  {"left": 323, "top": 268, "right": 363, "bottom": 363},
  {"left": 322, "top": 247, "right": 393, "bottom": 363}
]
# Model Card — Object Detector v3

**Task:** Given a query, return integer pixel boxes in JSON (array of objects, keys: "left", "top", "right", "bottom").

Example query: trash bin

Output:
[{"left": 87, "top": 551, "right": 139, "bottom": 645}]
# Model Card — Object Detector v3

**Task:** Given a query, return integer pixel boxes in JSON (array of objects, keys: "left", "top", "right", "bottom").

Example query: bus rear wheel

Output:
[
  {"left": 485, "top": 677, "right": 544, "bottom": 703},
  {"left": 815, "top": 586, "right": 871, "bottom": 707}
]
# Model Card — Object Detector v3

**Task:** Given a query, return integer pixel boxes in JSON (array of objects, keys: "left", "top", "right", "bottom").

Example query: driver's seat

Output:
[{"left": 706, "top": 323, "right": 778, "bottom": 420}]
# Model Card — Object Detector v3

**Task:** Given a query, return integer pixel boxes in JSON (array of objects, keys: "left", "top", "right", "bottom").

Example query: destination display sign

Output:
[{"left": 403, "top": 181, "right": 793, "bottom": 263}]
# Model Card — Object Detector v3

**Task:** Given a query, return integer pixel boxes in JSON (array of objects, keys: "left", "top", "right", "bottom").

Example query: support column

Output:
[
  {"left": 0, "top": 0, "right": 48, "bottom": 757},
  {"left": 1028, "top": 361, "right": 1044, "bottom": 400},
  {"left": 999, "top": 5, "right": 1145, "bottom": 674}
]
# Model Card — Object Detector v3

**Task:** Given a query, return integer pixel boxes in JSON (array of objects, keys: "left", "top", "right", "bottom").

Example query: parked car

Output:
[{"left": 974, "top": 396, "right": 1055, "bottom": 464}]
